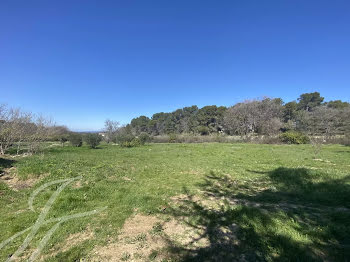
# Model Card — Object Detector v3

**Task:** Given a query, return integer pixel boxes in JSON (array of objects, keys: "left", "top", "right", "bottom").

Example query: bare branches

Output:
[
  {"left": 104, "top": 119, "right": 120, "bottom": 143},
  {"left": 0, "top": 105, "right": 55, "bottom": 155},
  {"left": 223, "top": 98, "right": 283, "bottom": 136}
]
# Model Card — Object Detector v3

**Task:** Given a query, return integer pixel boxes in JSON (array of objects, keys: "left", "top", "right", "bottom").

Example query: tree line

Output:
[
  {"left": 0, "top": 103, "right": 108, "bottom": 154},
  {"left": 1, "top": 92, "right": 349, "bottom": 154},
  {"left": 126, "top": 92, "right": 350, "bottom": 138},
  {"left": 0, "top": 104, "right": 71, "bottom": 155}
]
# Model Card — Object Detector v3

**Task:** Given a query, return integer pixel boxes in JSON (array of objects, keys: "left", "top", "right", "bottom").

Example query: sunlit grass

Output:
[{"left": 1, "top": 143, "right": 349, "bottom": 261}]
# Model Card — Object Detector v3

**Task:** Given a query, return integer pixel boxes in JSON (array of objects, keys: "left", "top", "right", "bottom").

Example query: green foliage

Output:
[
  {"left": 129, "top": 105, "right": 226, "bottom": 136},
  {"left": 68, "top": 133, "right": 83, "bottom": 147},
  {"left": 283, "top": 101, "right": 298, "bottom": 122},
  {"left": 130, "top": 116, "right": 150, "bottom": 133},
  {"left": 84, "top": 133, "right": 102, "bottom": 148},
  {"left": 59, "top": 135, "right": 68, "bottom": 144},
  {"left": 120, "top": 138, "right": 141, "bottom": 148},
  {"left": 168, "top": 133, "right": 177, "bottom": 143},
  {"left": 115, "top": 132, "right": 147, "bottom": 147},
  {"left": 138, "top": 132, "right": 151, "bottom": 145},
  {"left": 327, "top": 100, "right": 350, "bottom": 109},
  {"left": 297, "top": 92, "right": 324, "bottom": 111},
  {"left": 126, "top": 92, "right": 349, "bottom": 139},
  {"left": 115, "top": 133, "right": 135, "bottom": 144},
  {"left": 197, "top": 126, "right": 210, "bottom": 135},
  {"left": 280, "top": 131, "right": 310, "bottom": 144}
]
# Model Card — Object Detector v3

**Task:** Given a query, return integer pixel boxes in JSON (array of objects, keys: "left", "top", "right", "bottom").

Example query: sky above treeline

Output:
[{"left": 1, "top": 0, "right": 350, "bottom": 131}]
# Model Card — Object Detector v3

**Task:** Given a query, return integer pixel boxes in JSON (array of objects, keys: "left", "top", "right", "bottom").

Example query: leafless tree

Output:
[
  {"left": 104, "top": 119, "right": 120, "bottom": 143},
  {"left": 0, "top": 104, "right": 54, "bottom": 155},
  {"left": 223, "top": 98, "right": 283, "bottom": 136},
  {"left": 13, "top": 109, "right": 33, "bottom": 154},
  {"left": 0, "top": 105, "right": 30, "bottom": 154},
  {"left": 305, "top": 106, "right": 342, "bottom": 137}
]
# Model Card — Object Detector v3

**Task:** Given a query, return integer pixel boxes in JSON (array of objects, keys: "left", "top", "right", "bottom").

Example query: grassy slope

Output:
[{"left": 0, "top": 143, "right": 349, "bottom": 261}]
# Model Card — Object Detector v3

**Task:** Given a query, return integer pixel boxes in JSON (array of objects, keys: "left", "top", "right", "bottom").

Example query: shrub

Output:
[
  {"left": 138, "top": 132, "right": 151, "bottom": 145},
  {"left": 168, "top": 133, "right": 177, "bottom": 143},
  {"left": 120, "top": 138, "right": 141, "bottom": 147},
  {"left": 68, "top": 133, "right": 83, "bottom": 147},
  {"left": 120, "top": 141, "right": 132, "bottom": 148},
  {"left": 197, "top": 126, "right": 210, "bottom": 135},
  {"left": 59, "top": 135, "right": 68, "bottom": 146},
  {"left": 280, "top": 131, "right": 310, "bottom": 144},
  {"left": 84, "top": 133, "right": 102, "bottom": 148},
  {"left": 115, "top": 133, "right": 135, "bottom": 144},
  {"left": 131, "top": 138, "right": 141, "bottom": 147}
]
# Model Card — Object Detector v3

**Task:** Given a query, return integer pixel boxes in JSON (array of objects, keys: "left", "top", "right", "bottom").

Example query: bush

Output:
[
  {"left": 120, "top": 138, "right": 141, "bottom": 147},
  {"left": 68, "top": 133, "right": 83, "bottom": 147},
  {"left": 197, "top": 126, "right": 210, "bottom": 135},
  {"left": 120, "top": 141, "right": 133, "bottom": 147},
  {"left": 115, "top": 133, "right": 135, "bottom": 144},
  {"left": 138, "top": 132, "right": 151, "bottom": 145},
  {"left": 168, "top": 133, "right": 177, "bottom": 143},
  {"left": 59, "top": 135, "right": 68, "bottom": 146},
  {"left": 84, "top": 133, "right": 102, "bottom": 148},
  {"left": 280, "top": 131, "right": 310, "bottom": 144}
]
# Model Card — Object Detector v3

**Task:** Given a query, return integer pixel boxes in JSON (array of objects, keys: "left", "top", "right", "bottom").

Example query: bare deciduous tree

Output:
[
  {"left": 223, "top": 98, "right": 283, "bottom": 136},
  {"left": 104, "top": 119, "right": 120, "bottom": 143},
  {"left": 0, "top": 105, "right": 54, "bottom": 155}
]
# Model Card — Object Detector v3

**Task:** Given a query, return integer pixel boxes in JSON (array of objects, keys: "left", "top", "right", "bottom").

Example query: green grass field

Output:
[{"left": 1, "top": 143, "right": 350, "bottom": 261}]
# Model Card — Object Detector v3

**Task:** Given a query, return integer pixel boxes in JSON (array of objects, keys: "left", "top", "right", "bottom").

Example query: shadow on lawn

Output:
[
  {"left": 163, "top": 167, "right": 350, "bottom": 261},
  {"left": 0, "top": 157, "right": 15, "bottom": 174}
]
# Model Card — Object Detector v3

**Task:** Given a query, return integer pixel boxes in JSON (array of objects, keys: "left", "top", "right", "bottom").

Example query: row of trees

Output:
[
  {"left": 1, "top": 92, "right": 348, "bottom": 154},
  {"left": 126, "top": 92, "right": 350, "bottom": 137},
  {"left": 0, "top": 103, "right": 108, "bottom": 154},
  {"left": 0, "top": 104, "right": 69, "bottom": 155},
  {"left": 129, "top": 105, "right": 226, "bottom": 135}
]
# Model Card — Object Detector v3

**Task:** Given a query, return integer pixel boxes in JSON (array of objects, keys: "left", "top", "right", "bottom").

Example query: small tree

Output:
[
  {"left": 104, "top": 119, "right": 120, "bottom": 143},
  {"left": 84, "top": 133, "right": 102, "bottom": 148},
  {"left": 60, "top": 135, "right": 68, "bottom": 146},
  {"left": 310, "top": 137, "right": 323, "bottom": 159},
  {"left": 139, "top": 132, "right": 151, "bottom": 145},
  {"left": 68, "top": 133, "right": 83, "bottom": 147}
]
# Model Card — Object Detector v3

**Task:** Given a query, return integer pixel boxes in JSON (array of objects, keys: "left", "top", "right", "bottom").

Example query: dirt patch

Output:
[
  {"left": 0, "top": 168, "right": 40, "bottom": 191},
  {"left": 170, "top": 194, "right": 223, "bottom": 211},
  {"left": 122, "top": 176, "right": 133, "bottom": 181},
  {"left": 72, "top": 180, "right": 82, "bottom": 188},
  {"left": 92, "top": 214, "right": 166, "bottom": 261},
  {"left": 92, "top": 213, "right": 210, "bottom": 261},
  {"left": 42, "top": 228, "right": 94, "bottom": 260},
  {"left": 172, "top": 192, "right": 350, "bottom": 215}
]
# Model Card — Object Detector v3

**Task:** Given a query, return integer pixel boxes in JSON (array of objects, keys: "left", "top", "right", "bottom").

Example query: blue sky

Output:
[{"left": 1, "top": 0, "right": 350, "bottom": 131}]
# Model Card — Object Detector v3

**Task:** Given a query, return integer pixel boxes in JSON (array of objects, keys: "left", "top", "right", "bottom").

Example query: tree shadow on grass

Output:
[
  {"left": 162, "top": 168, "right": 350, "bottom": 261},
  {"left": 245, "top": 167, "right": 350, "bottom": 209},
  {"left": 0, "top": 157, "right": 15, "bottom": 174}
]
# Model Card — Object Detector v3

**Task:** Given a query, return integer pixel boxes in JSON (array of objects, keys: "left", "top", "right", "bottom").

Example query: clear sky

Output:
[{"left": 1, "top": 0, "right": 350, "bottom": 131}]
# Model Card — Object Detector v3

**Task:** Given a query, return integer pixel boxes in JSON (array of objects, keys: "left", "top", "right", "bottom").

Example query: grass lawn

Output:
[{"left": 0, "top": 143, "right": 350, "bottom": 261}]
